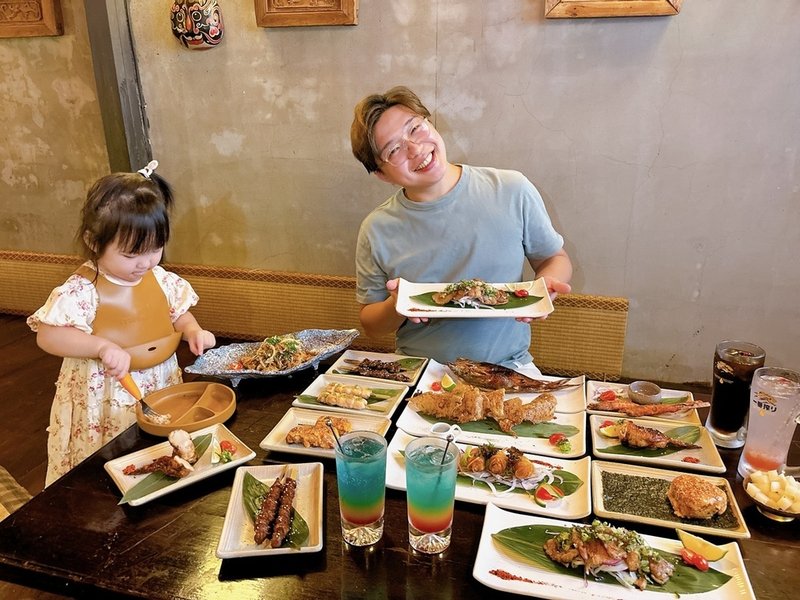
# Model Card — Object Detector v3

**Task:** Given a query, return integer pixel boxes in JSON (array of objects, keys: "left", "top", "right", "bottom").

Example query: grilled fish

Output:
[
  {"left": 587, "top": 398, "right": 709, "bottom": 417},
  {"left": 447, "top": 357, "right": 580, "bottom": 393},
  {"left": 617, "top": 419, "right": 700, "bottom": 449}
]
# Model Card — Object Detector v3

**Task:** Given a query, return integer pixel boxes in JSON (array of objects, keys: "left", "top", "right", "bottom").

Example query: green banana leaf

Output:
[
  {"left": 416, "top": 413, "right": 579, "bottom": 439},
  {"left": 242, "top": 472, "right": 309, "bottom": 548},
  {"left": 600, "top": 426, "right": 701, "bottom": 457},
  {"left": 119, "top": 433, "right": 213, "bottom": 504},
  {"left": 410, "top": 291, "right": 543, "bottom": 309},
  {"left": 492, "top": 524, "right": 732, "bottom": 594}
]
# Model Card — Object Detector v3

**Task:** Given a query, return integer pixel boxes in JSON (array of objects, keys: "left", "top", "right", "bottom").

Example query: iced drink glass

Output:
[
  {"left": 334, "top": 430, "right": 387, "bottom": 546},
  {"left": 737, "top": 367, "right": 800, "bottom": 477},
  {"left": 404, "top": 436, "right": 458, "bottom": 554},
  {"left": 706, "top": 340, "right": 765, "bottom": 448}
]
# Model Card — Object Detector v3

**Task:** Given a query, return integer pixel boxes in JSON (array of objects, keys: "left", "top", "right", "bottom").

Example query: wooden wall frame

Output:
[
  {"left": 254, "top": 0, "right": 358, "bottom": 28},
  {"left": 545, "top": 0, "right": 682, "bottom": 19},
  {"left": 0, "top": 0, "right": 63, "bottom": 38}
]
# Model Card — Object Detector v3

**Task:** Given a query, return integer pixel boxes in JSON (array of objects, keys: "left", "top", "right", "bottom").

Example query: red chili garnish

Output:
[
  {"left": 514, "top": 289, "right": 529, "bottom": 298},
  {"left": 548, "top": 433, "right": 567, "bottom": 446},
  {"left": 682, "top": 456, "right": 701, "bottom": 463},
  {"left": 600, "top": 419, "right": 615, "bottom": 428},
  {"left": 219, "top": 440, "right": 236, "bottom": 454},
  {"left": 598, "top": 390, "right": 617, "bottom": 402}
]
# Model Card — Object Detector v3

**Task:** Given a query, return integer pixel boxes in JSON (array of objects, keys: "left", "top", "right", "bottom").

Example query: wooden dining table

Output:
[{"left": 0, "top": 364, "right": 797, "bottom": 600}]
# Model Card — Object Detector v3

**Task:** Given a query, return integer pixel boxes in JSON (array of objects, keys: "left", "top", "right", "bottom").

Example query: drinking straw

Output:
[
  {"left": 326, "top": 418, "right": 345, "bottom": 454},
  {"left": 441, "top": 433, "right": 454, "bottom": 465}
]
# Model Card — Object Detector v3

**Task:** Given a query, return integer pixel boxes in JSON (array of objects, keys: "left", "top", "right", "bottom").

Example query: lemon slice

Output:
[
  {"left": 599, "top": 424, "right": 620, "bottom": 438},
  {"left": 676, "top": 529, "right": 728, "bottom": 562},
  {"left": 441, "top": 374, "right": 456, "bottom": 392}
]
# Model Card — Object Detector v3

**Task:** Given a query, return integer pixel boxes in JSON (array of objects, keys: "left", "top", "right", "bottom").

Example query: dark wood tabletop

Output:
[{"left": 0, "top": 366, "right": 797, "bottom": 600}]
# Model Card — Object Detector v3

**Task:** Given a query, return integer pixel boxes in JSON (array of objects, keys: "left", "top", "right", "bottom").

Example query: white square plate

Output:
[
  {"left": 417, "top": 359, "right": 585, "bottom": 413},
  {"left": 395, "top": 396, "right": 586, "bottom": 458},
  {"left": 589, "top": 415, "right": 725, "bottom": 473},
  {"left": 395, "top": 278, "right": 554, "bottom": 319},
  {"left": 473, "top": 503, "right": 755, "bottom": 599},
  {"left": 104, "top": 423, "right": 256, "bottom": 506},
  {"left": 586, "top": 380, "right": 702, "bottom": 424},
  {"left": 292, "top": 373, "right": 409, "bottom": 418},
  {"left": 260, "top": 407, "right": 391, "bottom": 459},
  {"left": 385, "top": 430, "right": 591, "bottom": 519},
  {"left": 216, "top": 463, "right": 324, "bottom": 558},
  {"left": 592, "top": 460, "right": 750, "bottom": 539},
  {"left": 326, "top": 350, "right": 428, "bottom": 386}
]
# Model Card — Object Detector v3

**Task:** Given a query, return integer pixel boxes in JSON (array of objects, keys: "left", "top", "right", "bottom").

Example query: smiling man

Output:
[{"left": 350, "top": 86, "right": 572, "bottom": 370}]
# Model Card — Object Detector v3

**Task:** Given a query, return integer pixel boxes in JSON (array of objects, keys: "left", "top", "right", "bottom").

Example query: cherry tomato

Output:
[
  {"left": 431, "top": 381, "right": 443, "bottom": 391},
  {"left": 219, "top": 440, "right": 236, "bottom": 454},
  {"left": 514, "top": 289, "right": 529, "bottom": 298},
  {"left": 535, "top": 486, "right": 554, "bottom": 501},
  {"left": 548, "top": 433, "right": 567, "bottom": 446},
  {"left": 598, "top": 390, "right": 617, "bottom": 402},
  {"left": 680, "top": 548, "right": 709, "bottom": 571}
]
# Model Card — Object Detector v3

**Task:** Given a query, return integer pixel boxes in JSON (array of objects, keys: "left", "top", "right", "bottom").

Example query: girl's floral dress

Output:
[{"left": 27, "top": 264, "right": 199, "bottom": 486}]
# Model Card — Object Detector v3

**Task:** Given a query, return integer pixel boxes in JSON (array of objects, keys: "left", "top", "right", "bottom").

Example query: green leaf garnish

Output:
[
  {"left": 459, "top": 469, "right": 583, "bottom": 499},
  {"left": 241, "top": 472, "right": 309, "bottom": 548},
  {"left": 492, "top": 524, "right": 732, "bottom": 594},
  {"left": 119, "top": 433, "right": 213, "bottom": 504},
  {"left": 410, "top": 291, "right": 543, "bottom": 309},
  {"left": 415, "top": 414, "right": 579, "bottom": 439}
]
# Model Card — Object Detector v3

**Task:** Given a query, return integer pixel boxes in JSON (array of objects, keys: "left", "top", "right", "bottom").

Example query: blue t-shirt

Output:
[{"left": 355, "top": 165, "right": 564, "bottom": 366}]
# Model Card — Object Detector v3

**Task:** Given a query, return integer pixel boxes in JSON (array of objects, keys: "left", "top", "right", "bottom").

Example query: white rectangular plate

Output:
[
  {"left": 386, "top": 430, "right": 591, "bottom": 519},
  {"left": 395, "top": 397, "right": 586, "bottom": 459},
  {"left": 326, "top": 350, "right": 428, "bottom": 386},
  {"left": 473, "top": 503, "right": 755, "bottom": 599},
  {"left": 589, "top": 415, "right": 725, "bottom": 473},
  {"left": 395, "top": 278, "right": 554, "bottom": 319},
  {"left": 417, "top": 359, "right": 585, "bottom": 414},
  {"left": 586, "top": 380, "right": 702, "bottom": 424},
  {"left": 216, "top": 463, "right": 323, "bottom": 558},
  {"left": 592, "top": 460, "right": 750, "bottom": 539},
  {"left": 260, "top": 407, "right": 391, "bottom": 459},
  {"left": 292, "top": 373, "right": 409, "bottom": 418},
  {"left": 104, "top": 423, "right": 256, "bottom": 507}
]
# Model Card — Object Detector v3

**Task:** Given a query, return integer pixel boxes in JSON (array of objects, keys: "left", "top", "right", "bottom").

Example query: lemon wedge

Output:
[
  {"left": 599, "top": 424, "right": 620, "bottom": 438},
  {"left": 441, "top": 374, "right": 456, "bottom": 392},
  {"left": 676, "top": 529, "right": 728, "bottom": 562}
]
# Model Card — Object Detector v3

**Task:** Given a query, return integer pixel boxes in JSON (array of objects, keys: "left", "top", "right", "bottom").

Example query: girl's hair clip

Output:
[{"left": 137, "top": 159, "right": 159, "bottom": 179}]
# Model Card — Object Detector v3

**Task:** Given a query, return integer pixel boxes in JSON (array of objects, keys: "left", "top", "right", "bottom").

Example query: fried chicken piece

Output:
[
  {"left": 285, "top": 416, "right": 352, "bottom": 448},
  {"left": 122, "top": 455, "right": 191, "bottom": 478},
  {"left": 667, "top": 474, "right": 728, "bottom": 519},
  {"left": 617, "top": 420, "right": 700, "bottom": 449},
  {"left": 409, "top": 384, "right": 555, "bottom": 435}
]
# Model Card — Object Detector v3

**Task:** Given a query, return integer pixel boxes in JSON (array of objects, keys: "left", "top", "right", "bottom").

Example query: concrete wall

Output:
[{"left": 2, "top": 1, "right": 798, "bottom": 383}]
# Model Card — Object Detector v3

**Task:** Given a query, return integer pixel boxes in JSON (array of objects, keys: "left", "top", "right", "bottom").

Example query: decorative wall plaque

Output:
[
  {"left": 170, "top": 0, "right": 224, "bottom": 49},
  {"left": 0, "top": 0, "right": 62, "bottom": 37},
  {"left": 254, "top": 0, "right": 358, "bottom": 28},
  {"left": 545, "top": 0, "right": 682, "bottom": 19}
]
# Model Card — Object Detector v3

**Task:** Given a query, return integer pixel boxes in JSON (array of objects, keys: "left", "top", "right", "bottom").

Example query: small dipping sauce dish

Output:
[{"left": 628, "top": 380, "right": 662, "bottom": 405}]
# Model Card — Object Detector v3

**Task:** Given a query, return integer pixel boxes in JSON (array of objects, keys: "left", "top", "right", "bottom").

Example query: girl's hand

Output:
[
  {"left": 97, "top": 342, "right": 131, "bottom": 378},
  {"left": 186, "top": 329, "right": 216, "bottom": 356}
]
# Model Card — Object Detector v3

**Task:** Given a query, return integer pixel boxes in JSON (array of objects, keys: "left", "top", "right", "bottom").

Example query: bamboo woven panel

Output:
[
  {"left": 531, "top": 294, "right": 628, "bottom": 380},
  {"left": 0, "top": 252, "right": 627, "bottom": 377}
]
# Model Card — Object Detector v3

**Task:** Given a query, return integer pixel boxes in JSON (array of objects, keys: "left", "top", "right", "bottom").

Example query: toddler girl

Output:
[{"left": 28, "top": 161, "right": 216, "bottom": 486}]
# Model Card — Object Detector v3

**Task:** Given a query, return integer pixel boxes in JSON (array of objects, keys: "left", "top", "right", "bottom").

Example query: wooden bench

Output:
[{"left": 0, "top": 251, "right": 628, "bottom": 381}]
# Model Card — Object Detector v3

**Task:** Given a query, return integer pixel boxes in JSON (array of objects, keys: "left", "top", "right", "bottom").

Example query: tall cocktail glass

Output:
[
  {"left": 334, "top": 430, "right": 387, "bottom": 546},
  {"left": 737, "top": 367, "right": 800, "bottom": 477},
  {"left": 706, "top": 340, "right": 765, "bottom": 448},
  {"left": 404, "top": 436, "right": 458, "bottom": 554}
]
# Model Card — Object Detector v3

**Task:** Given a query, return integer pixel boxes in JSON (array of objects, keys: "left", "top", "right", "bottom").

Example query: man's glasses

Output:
[{"left": 379, "top": 117, "right": 430, "bottom": 166}]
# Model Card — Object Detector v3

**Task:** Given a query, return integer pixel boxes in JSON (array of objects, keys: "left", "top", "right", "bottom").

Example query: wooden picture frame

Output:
[
  {"left": 545, "top": 0, "right": 682, "bottom": 19},
  {"left": 0, "top": 0, "right": 63, "bottom": 38},
  {"left": 254, "top": 0, "right": 358, "bottom": 28}
]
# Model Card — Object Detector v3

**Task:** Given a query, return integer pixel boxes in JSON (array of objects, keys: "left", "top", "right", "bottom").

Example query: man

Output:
[{"left": 350, "top": 86, "right": 572, "bottom": 370}]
